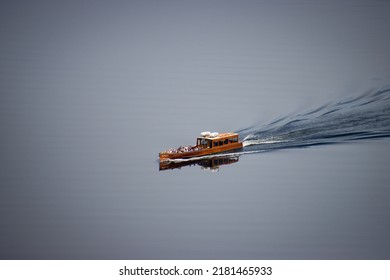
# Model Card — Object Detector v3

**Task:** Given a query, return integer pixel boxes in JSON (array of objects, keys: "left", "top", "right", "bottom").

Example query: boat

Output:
[{"left": 159, "top": 132, "right": 243, "bottom": 160}]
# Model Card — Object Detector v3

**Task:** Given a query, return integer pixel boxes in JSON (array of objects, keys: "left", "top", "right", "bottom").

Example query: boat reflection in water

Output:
[{"left": 159, "top": 156, "right": 240, "bottom": 171}]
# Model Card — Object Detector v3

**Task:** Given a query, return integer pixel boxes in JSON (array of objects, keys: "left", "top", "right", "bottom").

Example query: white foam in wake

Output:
[{"left": 243, "top": 139, "right": 286, "bottom": 147}]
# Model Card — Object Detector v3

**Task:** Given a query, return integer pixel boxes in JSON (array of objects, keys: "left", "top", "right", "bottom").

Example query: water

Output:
[
  {"left": 1, "top": 0, "right": 390, "bottom": 259},
  {"left": 241, "top": 86, "right": 390, "bottom": 150}
]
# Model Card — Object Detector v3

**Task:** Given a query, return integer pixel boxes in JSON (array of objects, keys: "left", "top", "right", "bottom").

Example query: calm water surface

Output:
[{"left": 1, "top": 0, "right": 390, "bottom": 259}]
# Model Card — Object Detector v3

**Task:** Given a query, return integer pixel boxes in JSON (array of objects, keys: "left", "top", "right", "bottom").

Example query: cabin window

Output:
[
  {"left": 233, "top": 137, "right": 238, "bottom": 142},
  {"left": 214, "top": 142, "right": 218, "bottom": 147},
  {"left": 219, "top": 141, "right": 223, "bottom": 146},
  {"left": 224, "top": 139, "right": 228, "bottom": 145}
]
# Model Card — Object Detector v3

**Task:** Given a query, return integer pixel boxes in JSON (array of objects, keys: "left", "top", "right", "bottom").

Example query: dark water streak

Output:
[{"left": 238, "top": 86, "right": 390, "bottom": 153}]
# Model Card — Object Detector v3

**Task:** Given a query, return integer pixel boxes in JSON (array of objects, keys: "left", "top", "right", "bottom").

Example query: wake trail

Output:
[{"left": 238, "top": 85, "right": 390, "bottom": 152}]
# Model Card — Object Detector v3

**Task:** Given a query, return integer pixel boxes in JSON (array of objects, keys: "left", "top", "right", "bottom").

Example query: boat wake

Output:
[{"left": 238, "top": 85, "right": 390, "bottom": 153}]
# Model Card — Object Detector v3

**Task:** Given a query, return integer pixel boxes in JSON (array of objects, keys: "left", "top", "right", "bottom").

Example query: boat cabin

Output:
[{"left": 196, "top": 132, "right": 239, "bottom": 149}]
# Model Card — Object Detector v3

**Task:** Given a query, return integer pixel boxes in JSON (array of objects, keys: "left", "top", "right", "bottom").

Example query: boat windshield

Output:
[{"left": 197, "top": 138, "right": 211, "bottom": 147}]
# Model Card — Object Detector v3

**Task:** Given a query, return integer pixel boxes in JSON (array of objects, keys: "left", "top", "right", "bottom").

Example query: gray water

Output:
[{"left": 1, "top": 0, "right": 390, "bottom": 259}]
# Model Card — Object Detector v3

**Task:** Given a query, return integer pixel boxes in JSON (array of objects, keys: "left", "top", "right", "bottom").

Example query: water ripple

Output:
[{"left": 238, "top": 85, "right": 390, "bottom": 152}]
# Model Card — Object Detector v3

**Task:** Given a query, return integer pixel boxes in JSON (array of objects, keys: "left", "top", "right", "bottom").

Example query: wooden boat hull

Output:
[{"left": 159, "top": 142, "right": 243, "bottom": 160}]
